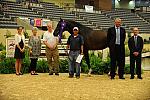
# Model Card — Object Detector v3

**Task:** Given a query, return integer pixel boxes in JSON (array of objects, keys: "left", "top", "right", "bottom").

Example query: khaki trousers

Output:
[{"left": 46, "top": 46, "right": 59, "bottom": 74}]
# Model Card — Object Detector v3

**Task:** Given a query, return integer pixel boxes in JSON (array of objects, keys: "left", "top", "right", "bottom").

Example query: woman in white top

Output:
[{"left": 14, "top": 26, "right": 25, "bottom": 75}]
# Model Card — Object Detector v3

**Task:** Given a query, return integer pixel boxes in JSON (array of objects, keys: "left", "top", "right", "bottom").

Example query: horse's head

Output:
[
  {"left": 53, "top": 19, "right": 77, "bottom": 43},
  {"left": 54, "top": 19, "right": 67, "bottom": 43}
]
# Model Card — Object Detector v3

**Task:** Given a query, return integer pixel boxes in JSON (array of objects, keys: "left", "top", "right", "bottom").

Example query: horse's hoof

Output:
[
  {"left": 107, "top": 72, "right": 111, "bottom": 76},
  {"left": 87, "top": 74, "right": 92, "bottom": 77},
  {"left": 87, "top": 68, "right": 92, "bottom": 77}
]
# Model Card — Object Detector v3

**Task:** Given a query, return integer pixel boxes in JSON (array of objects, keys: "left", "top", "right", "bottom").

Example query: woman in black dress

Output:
[{"left": 14, "top": 26, "right": 25, "bottom": 75}]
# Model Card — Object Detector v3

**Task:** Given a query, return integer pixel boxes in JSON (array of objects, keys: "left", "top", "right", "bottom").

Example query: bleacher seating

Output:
[
  {"left": 77, "top": 11, "right": 114, "bottom": 30},
  {"left": 0, "top": 14, "right": 19, "bottom": 28},
  {"left": 0, "top": 1, "right": 150, "bottom": 34},
  {"left": 3, "top": 3, "right": 43, "bottom": 18},
  {"left": 103, "top": 9, "right": 150, "bottom": 33},
  {"left": 62, "top": 13, "right": 76, "bottom": 20},
  {"left": 0, "top": 1, "right": 115, "bottom": 31},
  {"left": 138, "top": 12, "right": 150, "bottom": 22}
]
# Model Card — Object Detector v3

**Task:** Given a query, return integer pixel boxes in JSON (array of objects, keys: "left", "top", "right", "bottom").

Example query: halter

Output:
[{"left": 58, "top": 20, "right": 66, "bottom": 43}]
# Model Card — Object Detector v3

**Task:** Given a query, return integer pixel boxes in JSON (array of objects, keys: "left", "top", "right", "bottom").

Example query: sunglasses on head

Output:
[{"left": 73, "top": 29, "right": 78, "bottom": 31}]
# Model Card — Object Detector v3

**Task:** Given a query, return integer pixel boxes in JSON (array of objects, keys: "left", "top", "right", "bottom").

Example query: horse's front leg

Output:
[{"left": 83, "top": 49, "right": 92, "bottom": 76}]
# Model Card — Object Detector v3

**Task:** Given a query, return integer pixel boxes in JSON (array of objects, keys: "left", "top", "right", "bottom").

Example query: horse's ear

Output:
[{"left": 60, "top": 18, "right": 63, "bottom": 22}]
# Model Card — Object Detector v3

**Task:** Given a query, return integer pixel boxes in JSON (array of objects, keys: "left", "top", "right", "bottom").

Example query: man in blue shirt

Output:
[{"left": 66, "top": 27, "right": 84, "bottom": 79}]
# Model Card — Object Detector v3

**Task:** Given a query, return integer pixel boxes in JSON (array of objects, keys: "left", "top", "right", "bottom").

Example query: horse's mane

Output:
[
  {"left": 66, "top": 20, "right": 92, "bottom": 29},
  {"left": 65, "top": 19, "right": 92, "bottom": 35}
]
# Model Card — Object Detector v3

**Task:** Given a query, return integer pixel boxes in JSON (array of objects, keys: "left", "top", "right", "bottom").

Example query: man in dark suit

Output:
[
  {"left": 107, "top": 18, "right": 126, "bottom": 79},
  {"left": 128, "top": 27, "right": 143, "bottom": 79}
]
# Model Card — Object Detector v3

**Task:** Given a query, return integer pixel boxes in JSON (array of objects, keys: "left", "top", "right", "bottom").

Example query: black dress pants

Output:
[
  {"left": 30, "top": 58, "right": 38, "bottom": 71},
  {"left": 110, "top": 45, "right": 125, "bottom": 78},
  {"left": 130, "top": 54, "right": 142, "bottom": 77}
]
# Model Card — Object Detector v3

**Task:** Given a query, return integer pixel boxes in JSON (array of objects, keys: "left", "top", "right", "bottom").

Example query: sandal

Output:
[
  {"left": 16, "top": 73, "right": 19, "bottom": 75},
  {"left": 31, "top": 73, "right": 34, "bottom": 75},
  {"left": 19, "top": 73, "right": 23, "bottom": 75},
  {"left": 31, "top": 73, "right": 38, "bottom": 75},
  {"left": 34, "top": 73, "right": 38, "bottom": 75}
]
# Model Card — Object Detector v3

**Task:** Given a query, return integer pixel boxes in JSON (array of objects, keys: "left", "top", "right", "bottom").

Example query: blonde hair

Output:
[{"left": 115, "top": 18, "right": 121, "bottom": 22}]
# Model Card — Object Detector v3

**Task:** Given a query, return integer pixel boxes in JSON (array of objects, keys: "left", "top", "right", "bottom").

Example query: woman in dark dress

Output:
[{"left": 14, "top": 26, "right": 25, "bottom": 75}]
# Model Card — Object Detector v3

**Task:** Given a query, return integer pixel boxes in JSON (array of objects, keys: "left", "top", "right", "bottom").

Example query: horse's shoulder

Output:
[
  {"left": 107, "top": 27, "right": 114, "bottom": 32},
  {"left": 110, "top": 26, "right": 115, "bottom": 29},
  {"left": 68, "top": 35, "right": 72, "bottom": 38},
  {"left": 107, "top": 27, "right": 113, "bottom": 31},
  {"left": 78, "top": 34, "right": 84, "bottom": 38}
]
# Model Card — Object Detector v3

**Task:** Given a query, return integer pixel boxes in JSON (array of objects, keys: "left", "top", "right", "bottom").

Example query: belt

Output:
[
  {"left": 115, "top": 44, "right": 121, "bottom": 46},
  {"left": 70, "top": 50, "right": 80, "bottom": 52}
]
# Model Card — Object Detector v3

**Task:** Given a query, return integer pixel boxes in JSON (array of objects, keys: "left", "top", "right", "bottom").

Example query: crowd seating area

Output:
[
  {"left": 0, "top": 14, "right": 18, "bottom": 28},
  {"left": 137, "top": 12, "right": 150, "bottom": 22},
  {"left": 103, "top": 9, "right": 150, "bottom": 33},
  {"left": 3, "top": 1, "right": 42, "bottom": 18},
  {"left": 32, "top": 2, "right": 77, "bottom": 20},
  {"left": 0, "top": 1, "right": 150, "bottom": 34},
  {"left": 76, "top": 11, "right": 114, "bottom": 31}
]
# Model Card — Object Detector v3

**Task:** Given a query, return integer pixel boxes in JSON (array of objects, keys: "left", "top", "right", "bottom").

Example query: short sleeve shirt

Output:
[
  {"left": 43, "top": 30, "right": 58, "bottom": 47},
  {"left": 67, "top": 34, "right": 84, "bottom": 50}
]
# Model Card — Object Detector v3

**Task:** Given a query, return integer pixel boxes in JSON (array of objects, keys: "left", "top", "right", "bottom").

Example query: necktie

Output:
[
  {"left": 116, "top": 27, "right": 120, "bottom": 44},
  {"left": 134, "top": 36, "right": 137, "bottom": 47}
]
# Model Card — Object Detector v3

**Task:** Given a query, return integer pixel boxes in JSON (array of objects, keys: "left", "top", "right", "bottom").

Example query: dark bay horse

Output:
[{"left": 53, "top": 19, "right": 108, "bottom": 69}]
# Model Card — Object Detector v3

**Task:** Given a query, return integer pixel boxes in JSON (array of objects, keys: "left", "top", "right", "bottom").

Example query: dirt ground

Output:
[{"left": 0, "top": 71, "right": 150, "bottom": 100}]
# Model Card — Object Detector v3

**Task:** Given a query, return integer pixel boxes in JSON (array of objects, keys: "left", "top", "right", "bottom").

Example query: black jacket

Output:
[
  {"left": 128, "top": 35, "right": 143, "bottom": 54},
  {"left": 107, "top": 26, "right": 126, "bottom": 49}
]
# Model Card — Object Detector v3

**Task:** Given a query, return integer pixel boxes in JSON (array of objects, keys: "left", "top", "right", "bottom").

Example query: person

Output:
[
  {"left": 66, "top": 27, "right": 84, "bottom": 79},
  {"left": 128, "top": 27, "right": 143, "bottom": 79},
  {"left": 14, "top": 26, "right": 25, "bottom": 75},
  {"left": 43, "top": 21, "right": 59, "bottom": 75},
  {"left": 107, "top": 18, "right": 126, "bottom": 79},
  {"left": 28, "top": 27, "right": 41, "bottom": 75}
]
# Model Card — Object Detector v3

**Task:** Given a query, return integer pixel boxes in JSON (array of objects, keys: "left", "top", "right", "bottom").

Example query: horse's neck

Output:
[{"left": 68, "top": 21, "right": 91, "bottom": 35}]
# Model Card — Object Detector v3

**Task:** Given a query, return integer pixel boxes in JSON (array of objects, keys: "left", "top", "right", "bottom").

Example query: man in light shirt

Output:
[
  {"left": 107, "top": 18, "right": 126, "bottom": 79},
  {"left": 43, "top": 21, "right": 59, "bottom": 75}
]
